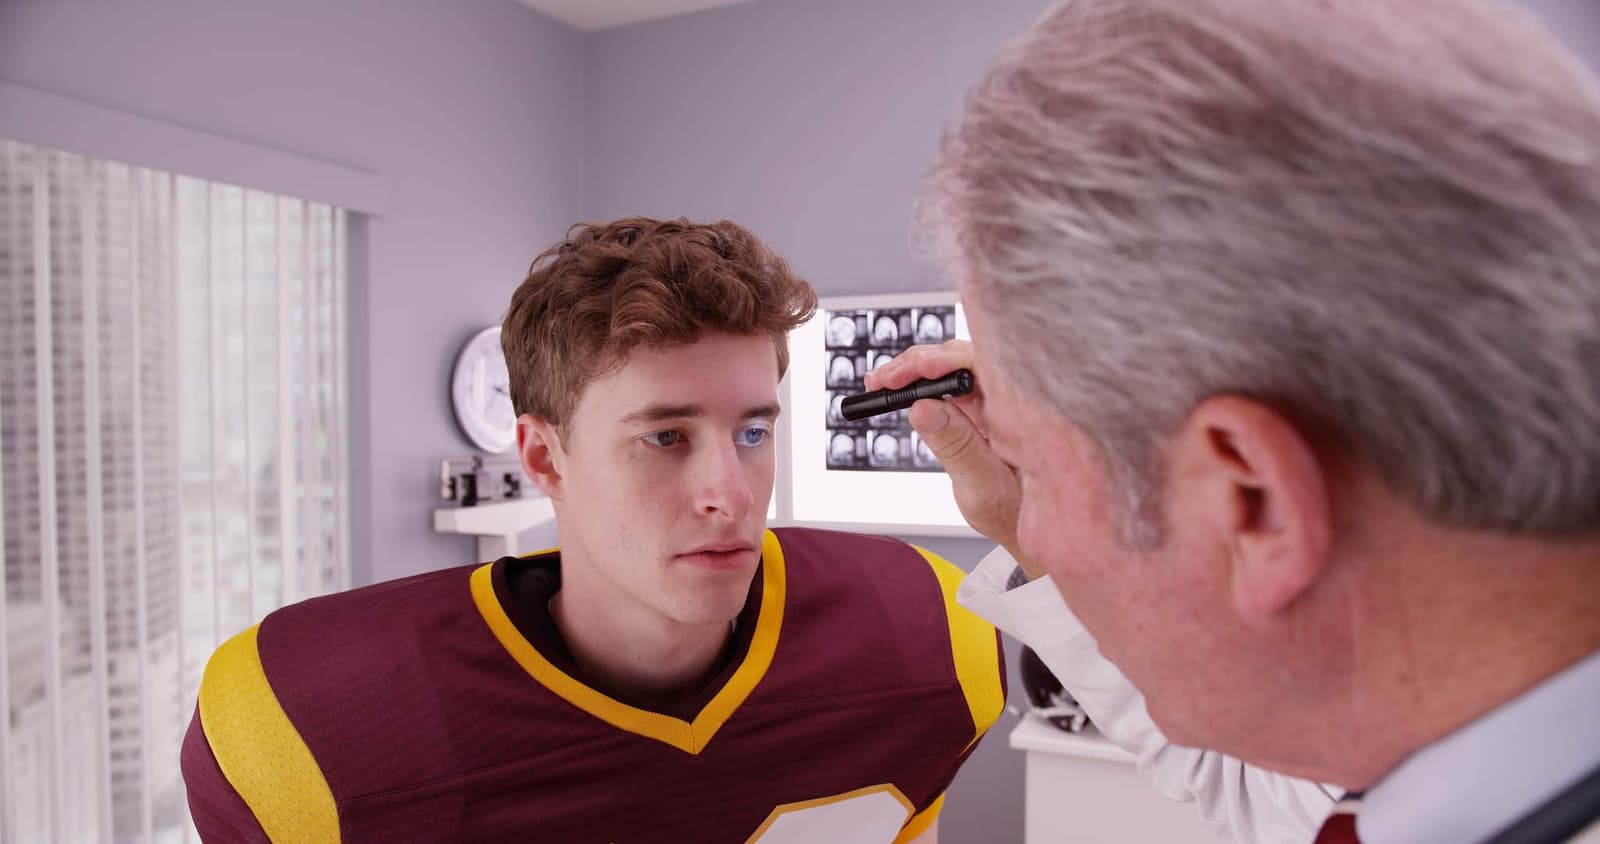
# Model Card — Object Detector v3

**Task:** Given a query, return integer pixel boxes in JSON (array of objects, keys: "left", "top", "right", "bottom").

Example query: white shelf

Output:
[
  {"left": 433, "top": 497, "right": 557, "bottom": 560},
  {"left": 1009, "top": 715, "right": 1137, "bottom": 765},
  {"left": 433, "top": 497, "right": 554, "bottom": 535}
]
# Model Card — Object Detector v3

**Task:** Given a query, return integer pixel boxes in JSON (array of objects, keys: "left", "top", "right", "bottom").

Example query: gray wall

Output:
[
  {"left": 0, "top": 0, "right": 587, "bottom": 586},
  {"left": 1522, "top": 0, "right": 1600, "bottom": 63},
  {"left": 582, "top": 0, "right": 1052, "bottom": 297}
]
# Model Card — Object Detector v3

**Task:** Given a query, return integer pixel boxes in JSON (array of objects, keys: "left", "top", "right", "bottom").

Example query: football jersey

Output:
[{"left": 182, "top": 527, "right": 1006, "bottom": 843}]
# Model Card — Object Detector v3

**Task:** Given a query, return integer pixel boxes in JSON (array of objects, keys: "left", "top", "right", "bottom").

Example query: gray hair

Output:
[{"left": 924, "top": 0, "right": 1600, "bottom": 546}]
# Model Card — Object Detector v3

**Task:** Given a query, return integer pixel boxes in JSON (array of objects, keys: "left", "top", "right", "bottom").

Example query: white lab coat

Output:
[{"left": 956, "top": 546, "right": 1338, "bottom": 844}]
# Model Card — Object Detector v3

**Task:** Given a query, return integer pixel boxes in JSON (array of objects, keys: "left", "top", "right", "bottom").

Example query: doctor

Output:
[
  {"left": 870, "top": 0, "right": 1600, "bottom": 841},
  {"left": 870, "top": 339, "right": 1339, "bottom": 844}
]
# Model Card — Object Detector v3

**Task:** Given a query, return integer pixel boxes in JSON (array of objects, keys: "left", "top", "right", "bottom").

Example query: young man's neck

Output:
[{"left": 548, "top": 558, "right": 737, "bottom": 710}]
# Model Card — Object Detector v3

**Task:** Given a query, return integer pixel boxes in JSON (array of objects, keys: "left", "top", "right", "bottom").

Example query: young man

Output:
[{"left": 181, "top": 218, "right": 1005, "bottom": 843}]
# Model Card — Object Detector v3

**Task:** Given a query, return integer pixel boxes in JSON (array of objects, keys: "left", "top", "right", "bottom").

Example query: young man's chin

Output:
[
  {"left": 663, "top": 597, "right": 749, "bottom": 629},
  {"left": 659, "top": 573, "right": 757, "bottom": 626}
]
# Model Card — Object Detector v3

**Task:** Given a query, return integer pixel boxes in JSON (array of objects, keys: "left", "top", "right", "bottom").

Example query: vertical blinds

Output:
[{"left": 0, "top": 138, "right": 349, "bottom": 843}]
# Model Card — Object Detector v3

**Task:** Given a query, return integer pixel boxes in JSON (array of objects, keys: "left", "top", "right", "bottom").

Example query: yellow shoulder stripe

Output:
[
  {"left": 198, "top": 624, "right": 339, "bottom": 843},
  {"left": 913, "top": 546, "right": 1005, "bottom": 743},
  {"left": 896, "top": 791, "right": 946, "bottom": 843}
]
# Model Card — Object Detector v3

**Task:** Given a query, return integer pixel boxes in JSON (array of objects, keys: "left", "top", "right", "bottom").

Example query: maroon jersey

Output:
[{"left": 182, "top": 528, "right": 1006, "bottom": 843}]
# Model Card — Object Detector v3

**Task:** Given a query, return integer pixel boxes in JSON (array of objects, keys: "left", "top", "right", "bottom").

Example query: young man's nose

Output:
[{"left": 693, "top": 442, "right": 755, "bottom": 518}]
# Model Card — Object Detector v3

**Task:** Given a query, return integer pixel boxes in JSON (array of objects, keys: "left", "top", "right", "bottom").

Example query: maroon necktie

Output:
[{"left": 1313, "top": 794, "right": 1363, "bottom": 844}]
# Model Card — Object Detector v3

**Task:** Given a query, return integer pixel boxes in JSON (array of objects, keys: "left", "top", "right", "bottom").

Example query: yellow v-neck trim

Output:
[{"left": 469, "top": 529, "right": 787, "bottom": 755}]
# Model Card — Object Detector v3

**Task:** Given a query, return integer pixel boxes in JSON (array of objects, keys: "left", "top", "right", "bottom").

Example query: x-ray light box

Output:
[{"left": 781, "top": 292, "right": 979, "bottom": 537}]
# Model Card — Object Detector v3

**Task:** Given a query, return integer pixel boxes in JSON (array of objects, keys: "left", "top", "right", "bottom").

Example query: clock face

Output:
[{"left": 451, "top": 326, "right": 517, "bottom": 453}]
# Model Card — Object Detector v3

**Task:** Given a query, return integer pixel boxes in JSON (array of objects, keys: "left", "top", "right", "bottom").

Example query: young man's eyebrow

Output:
[
  {"left": 617, "top": 403, "right": 781, "bottom": 424},
  {"left": 619, "top": 404, "right": 704, "bottom": 425}
]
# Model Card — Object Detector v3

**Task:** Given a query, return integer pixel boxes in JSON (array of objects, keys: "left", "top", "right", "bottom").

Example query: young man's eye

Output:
[
  {"left": 736, "top": 424, "right": 772, "bottom": 447},
  {"left": 643, "top": 430, "right": 685, "bottom": 448}
]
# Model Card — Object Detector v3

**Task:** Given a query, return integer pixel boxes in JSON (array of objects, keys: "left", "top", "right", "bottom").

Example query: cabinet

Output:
[{"left": 1010, "top": 716, "right": 1227, "bottom": 843}]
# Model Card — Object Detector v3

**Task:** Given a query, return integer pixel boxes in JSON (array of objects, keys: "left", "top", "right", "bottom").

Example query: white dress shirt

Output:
[
  {"left": 1359, "top": 647, "right": 1600, "bottom": 844},
  {"left": 956, "top": 545, "right": 1338, "bottom": 844}
]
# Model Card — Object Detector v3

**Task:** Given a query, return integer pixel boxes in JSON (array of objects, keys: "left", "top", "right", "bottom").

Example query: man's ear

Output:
[
  {"left": 517, "top": 414, "right": 566, "bottom": 501},
  {"left": 1175, "top": 396, "right": 1333, "bottom": 619}
]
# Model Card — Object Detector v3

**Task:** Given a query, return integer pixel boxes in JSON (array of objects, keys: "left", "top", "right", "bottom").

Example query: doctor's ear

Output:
[
  {"left": 1174, "top": 396, "right": 1333, "bottom": 619},
  {"left": 516, "top": 415, "right": 566, "bottom": 500}
]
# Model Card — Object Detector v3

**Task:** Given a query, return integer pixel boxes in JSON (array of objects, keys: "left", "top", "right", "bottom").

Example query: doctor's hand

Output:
[{"left": 865, "top": 340, "right": 1029, "bottom": 569}]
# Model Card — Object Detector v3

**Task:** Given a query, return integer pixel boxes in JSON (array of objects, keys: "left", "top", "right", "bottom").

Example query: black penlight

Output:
[{"left": 840, "top": 369, "right": 975, "bottom": 422}]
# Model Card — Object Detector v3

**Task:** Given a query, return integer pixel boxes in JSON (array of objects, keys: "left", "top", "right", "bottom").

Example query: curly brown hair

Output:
[{"left": 502, "top": 217, "right": 818, "bottom": 437}]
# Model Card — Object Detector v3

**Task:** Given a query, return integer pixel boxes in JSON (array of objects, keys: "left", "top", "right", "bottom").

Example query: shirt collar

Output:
[{"left": 1360, "top": 648, "right": 1600, "bottom": 844}]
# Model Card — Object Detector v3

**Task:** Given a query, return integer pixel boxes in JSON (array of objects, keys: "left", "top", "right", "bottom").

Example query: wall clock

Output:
[{"left": 451, "top": 326, "right": 517, "bottom": 453}]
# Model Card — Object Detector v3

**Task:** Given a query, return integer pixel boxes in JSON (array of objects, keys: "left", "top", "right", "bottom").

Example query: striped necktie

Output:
[{"left": 1314, "top": 793, "right": 1364, "bottom": 844}]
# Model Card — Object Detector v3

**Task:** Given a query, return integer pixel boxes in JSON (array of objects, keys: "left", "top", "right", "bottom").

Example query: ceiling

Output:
[{"left": 517, "top": 0, "right": 760, "bottom": 32}]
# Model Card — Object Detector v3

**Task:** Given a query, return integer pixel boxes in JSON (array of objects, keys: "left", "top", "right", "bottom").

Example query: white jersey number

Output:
[{"left": 746, "top": 785, "right": 915, "bottom": 844}]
